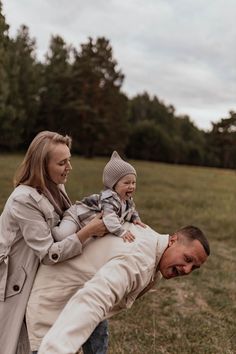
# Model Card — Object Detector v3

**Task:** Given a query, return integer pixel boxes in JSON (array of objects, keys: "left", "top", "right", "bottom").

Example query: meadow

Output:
[{"left": 0, "top": 154, "right": 235, "bottom": 354}]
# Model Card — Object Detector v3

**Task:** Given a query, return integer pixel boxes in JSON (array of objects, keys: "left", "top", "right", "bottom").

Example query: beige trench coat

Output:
[
  {"left": 0, "top": 185, "right": 83, "bottom": 354},
  {"left": 27, "top": 223, "right": 169, "bottom": 353}
]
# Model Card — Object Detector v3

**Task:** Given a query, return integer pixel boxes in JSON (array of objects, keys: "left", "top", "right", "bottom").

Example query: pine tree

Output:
[
  {"left": 37, "top": 35, "right": 72, "bottom": 133},
  {"left": 71, "top": 37, "right": 128, "bottom": 156},
  {"left": 8, "top": 25, "right": 41, "bottom": 147}
]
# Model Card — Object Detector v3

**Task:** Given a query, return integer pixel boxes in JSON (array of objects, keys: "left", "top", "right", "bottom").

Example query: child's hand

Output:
[
  {"left": 133, "top": 219, "right": 147, "bottom": 228},
  {"left": 122, "top": 231, "right": 135, "bottom": 243}
]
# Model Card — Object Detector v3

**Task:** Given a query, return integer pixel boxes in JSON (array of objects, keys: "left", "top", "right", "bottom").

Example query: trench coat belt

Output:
[{"left": 0, "top": 255, "right": 9, "bottom": 301}]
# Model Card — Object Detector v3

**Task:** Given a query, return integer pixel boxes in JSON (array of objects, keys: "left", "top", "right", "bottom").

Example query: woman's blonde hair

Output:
[{"left": 14, "top": 131, "right": 72, "bottom": 191}]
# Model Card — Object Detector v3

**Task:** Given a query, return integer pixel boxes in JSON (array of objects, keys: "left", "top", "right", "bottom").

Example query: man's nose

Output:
[
  {"left": 183, "top": 264, "right": 193, "bottom": 274},
  {"left": 66, "top": 161, "right": 72, "bottom": 170}
]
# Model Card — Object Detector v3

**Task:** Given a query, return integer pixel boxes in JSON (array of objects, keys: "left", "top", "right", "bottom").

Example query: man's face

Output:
[{"left": 159, "top": 235, "right": 208, "bottom": 279}]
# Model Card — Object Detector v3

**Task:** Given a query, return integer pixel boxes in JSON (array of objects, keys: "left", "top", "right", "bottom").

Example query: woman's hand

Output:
[
  {"left": 86, "top": 214, "right": 107, "bottom": 237},
  {"left": 76, "top": 213, "right": 107, "bottom": 243}
]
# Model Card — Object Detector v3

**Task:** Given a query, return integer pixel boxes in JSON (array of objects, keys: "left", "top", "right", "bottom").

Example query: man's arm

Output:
[{"left": 38, "top": 256, "right": 137, "bottom": 354}]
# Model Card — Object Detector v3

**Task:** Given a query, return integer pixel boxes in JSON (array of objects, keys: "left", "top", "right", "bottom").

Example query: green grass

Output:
[{"left": 1, "top": 155, "right": 235, "bottom": 354}]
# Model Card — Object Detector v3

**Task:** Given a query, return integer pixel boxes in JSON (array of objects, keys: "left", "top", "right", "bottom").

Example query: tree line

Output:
[{"left": 0, "top": 2, "right": 236, "bottom": 168}]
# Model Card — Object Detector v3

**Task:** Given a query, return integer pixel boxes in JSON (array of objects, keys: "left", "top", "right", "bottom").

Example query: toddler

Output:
[{"left": 53, "top": 151, "right": 145, "bottom": 242}]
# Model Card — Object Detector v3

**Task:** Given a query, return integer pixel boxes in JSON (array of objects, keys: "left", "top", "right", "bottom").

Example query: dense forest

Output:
[{"left": 0, "top": 2, "right": 236, "bottom": 168}]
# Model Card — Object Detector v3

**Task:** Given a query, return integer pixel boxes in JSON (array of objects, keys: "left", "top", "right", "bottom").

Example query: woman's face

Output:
[{"left": 47, "top": 143, "right": 72, "bottom": 185}]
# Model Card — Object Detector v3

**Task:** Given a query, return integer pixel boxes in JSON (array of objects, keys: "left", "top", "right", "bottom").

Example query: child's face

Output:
[{"left": 114, "top": 174, "right": 136, "bottom": 201}]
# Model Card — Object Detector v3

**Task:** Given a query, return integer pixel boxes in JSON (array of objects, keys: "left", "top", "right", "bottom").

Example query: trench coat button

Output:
[
  {"left": 13, "top": 285, "right": 20, "bottom": 291},
  {"left": 51, "top": 253, "right": 59, "bottom": 260}
]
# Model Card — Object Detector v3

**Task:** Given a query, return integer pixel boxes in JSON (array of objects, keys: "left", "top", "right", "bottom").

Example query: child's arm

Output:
[
  {"left": 133, "top": 219, "right": 146, "bottom": 227},
  {"left": 122, "top": 230, "right": 135, "bottom": 243},
  {"left": 102, "top": 200, "right": 132, "bottom": 238}
]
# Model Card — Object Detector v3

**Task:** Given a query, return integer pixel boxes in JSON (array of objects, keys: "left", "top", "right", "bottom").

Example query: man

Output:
[{"left": 26, "top": 222, "right": 210, "bottom": 354}]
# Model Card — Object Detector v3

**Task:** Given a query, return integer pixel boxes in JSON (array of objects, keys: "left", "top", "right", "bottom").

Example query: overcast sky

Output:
[{"left": 2, "top": 0, "right": 236, "bottom": 130}]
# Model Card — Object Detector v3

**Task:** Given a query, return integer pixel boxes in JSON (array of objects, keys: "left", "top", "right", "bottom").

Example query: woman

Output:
[{"left": 0, "top": 131, "right": 107, "bottom": 354}]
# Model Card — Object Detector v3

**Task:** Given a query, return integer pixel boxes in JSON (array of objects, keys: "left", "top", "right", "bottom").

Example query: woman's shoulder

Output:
[
  {"left": 1, "top": 185, "right": 45, "bottom": 217},
  {"left": 9, "top": 185, "right": 57, "bottom": 216},
  {"left": 12, "top": 185, "right": 43, "bottom": 202},
  {"left": 9, "top": 185, "right": 53, "bottom": 212}
]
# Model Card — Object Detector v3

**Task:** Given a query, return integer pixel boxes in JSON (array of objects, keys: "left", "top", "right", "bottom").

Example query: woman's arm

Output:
[
  {"left": 52, "top": 205, "right": 80, "bottom": 241},
  {"left": 10, "top": 194, "right": 103, "bottom": 265},
  {"left": 52, "top": 205, "right": 106, "bottom": 243}
]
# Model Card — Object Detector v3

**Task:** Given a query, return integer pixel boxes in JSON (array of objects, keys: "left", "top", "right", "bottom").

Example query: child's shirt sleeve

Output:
[
  {"left": 100, "top": 190, "right": 126, "bottom": 237},
  {"left": 130, "top": 207, "right": 141, "bottom": 222},
  {"left": 102, "top": 200, "right": 127, "bottom": 237}
]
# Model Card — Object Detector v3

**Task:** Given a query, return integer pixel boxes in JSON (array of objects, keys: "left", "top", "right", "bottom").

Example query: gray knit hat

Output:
[{"left": 103, "top": 151, "right": 137, "bottom": 189}]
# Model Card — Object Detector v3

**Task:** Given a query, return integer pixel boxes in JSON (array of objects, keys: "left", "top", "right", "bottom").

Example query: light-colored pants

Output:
[{"left": 82, "top": 320, "right": 109, "bottom": 354}]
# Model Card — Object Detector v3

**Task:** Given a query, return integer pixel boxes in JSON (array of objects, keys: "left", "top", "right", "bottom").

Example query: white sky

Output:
[{"left": 2, "top": 0, "right": 236, "bottom": 131}]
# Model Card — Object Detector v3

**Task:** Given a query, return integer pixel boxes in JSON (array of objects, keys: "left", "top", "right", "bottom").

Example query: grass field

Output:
[{"left": 0, "top": 154, "right": 235, "bottom": 354}]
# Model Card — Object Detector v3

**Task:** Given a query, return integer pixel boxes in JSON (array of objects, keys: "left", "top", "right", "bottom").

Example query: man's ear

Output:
[{"left": 168, "top": 233, "right": 178, "bottom": 247}]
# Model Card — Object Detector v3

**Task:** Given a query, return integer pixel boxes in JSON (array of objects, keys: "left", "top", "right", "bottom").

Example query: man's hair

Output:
[
  {"left": 14, "top": 131, "right": 72, "bottom": 191},
  {"left": 176, "top": 225, "right": 210, "bottom": 256}
]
